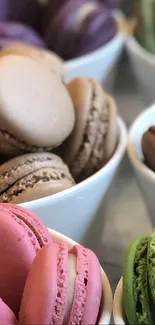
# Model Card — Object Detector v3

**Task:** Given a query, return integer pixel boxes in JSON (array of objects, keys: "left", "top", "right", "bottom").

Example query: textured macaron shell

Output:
[
  {"left": 123, "top": 237, "right": 151, "bottom": 325},
  {"left": 19, "top": 242, "right": 68, "bottom": 325},
  {"left": 0, "top": 299, "right": 18, "bottom": 324},
  {"left": 69, "top": 245, "right": 102, "bottom": 325},
  {"left": 0, "top": 43, "right": 66, "bottom": 82},
  {"left": 0, "top": 54, "right": 75, "bottom": 151},
  {"left": 63, "top": 78, "right": 96, "bottom": 165},
  {"left": 62, "top": 77, "right": 117, "bottom": 181},
  {"left": 0, "top": 152, "right": 75, "bottom": 203},
  {"left": 0, "top": 204, "right": 51, "bottom": 247},
  {"left": 0, "top": 211, "right": 41, "bottom": 315}
]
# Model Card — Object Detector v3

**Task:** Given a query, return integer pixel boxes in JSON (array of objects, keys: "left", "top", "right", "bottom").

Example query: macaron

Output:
[
  {"left": 0, "top": 203, "right": 51, "bottom": 316},
  {"left": 0, "top": 22, "right": 45, "bottom": 49},
  {"left": 59, "top": 77, "right": 118, "bottom": 182},
  {"left": 19, "top": 242, "right": 102, "bottom": 324},
  {"left": 0, "top": 299, "right": 18, "bottom": 325},
  {"left": 0, "top": 54, "right": 75, "bottom": 155},
  {"left": 44, "top": 0, "right": 117, "bottom": 59},
  {"left": 7, "top": 0, "right": 41, "bottom": 29},
  {"left": 0, "top": 43, "right": 66, "bottom": 82},
  {"left": 0, "top": 152, "right": 75, "bottom": 204},
  {"left": 142, "top": 126, "right": 155, "bottom": 172},
  {"left": 123, "top": 237, "right": 152, "bottom": 325}
]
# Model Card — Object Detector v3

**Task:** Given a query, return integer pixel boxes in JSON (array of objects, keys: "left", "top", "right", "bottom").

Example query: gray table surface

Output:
[{"left": 98, "top": 54, "right": 153, "bottom": 292}]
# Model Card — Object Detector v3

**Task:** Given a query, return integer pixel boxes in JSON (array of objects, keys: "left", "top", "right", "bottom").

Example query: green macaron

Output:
[
  {"left": 123, "top": 237, "right": 152, "bottom": 325},
  {"left": 147, "top": 230, "right": 155, "bottom": 316}
]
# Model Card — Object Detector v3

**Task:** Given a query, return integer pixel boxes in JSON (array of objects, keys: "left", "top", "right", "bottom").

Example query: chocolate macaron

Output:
[
  {"left": 60, "top": 78, "right": 118, "bottom": 182},
  {"left": 0, "top": 152, "right": 75, "bottom": 204}
]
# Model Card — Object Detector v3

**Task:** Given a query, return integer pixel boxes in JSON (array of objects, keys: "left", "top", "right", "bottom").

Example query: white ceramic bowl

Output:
[
  {"left": 126, "top": 36, "right": 155, "bottom": 104},
  {"left": 49, "top": 228, "right": 113, "bottom": 325},
  {"left": 128, "top": 105, "right": 155, "bottom": 225},
  {"left": 64, "top": 32, "right": 125, "bottom": 86},
  {"left": 113, "top": 278, "right": 125, "bottom": 325},
  {"left": 20, "top": 116, "right": 127, "bottom": 245}
]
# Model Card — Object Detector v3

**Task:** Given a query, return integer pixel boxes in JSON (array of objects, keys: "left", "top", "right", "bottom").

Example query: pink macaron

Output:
[
  {"left": 0, "top": 203, "right": 51, "bottom": 317},
  {"left": 0, "top": 299, "right": 18, "bottom": 324},
  {"left": 19, "top": 242, "right": 102, "bottom": 324}
]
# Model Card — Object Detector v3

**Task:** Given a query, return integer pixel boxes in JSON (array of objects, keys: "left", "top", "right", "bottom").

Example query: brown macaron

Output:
[
  {"left": 0, "top": 152, "right": 75, "bottom": 204},
  {"left": 142, "top": 126, "right": 155, "bottom": 172},
  {"left": 0, "top": 54, "right": 75, "bottom": 156},
  {"left": 59, "top": 78, "right": 118, "bottom": 182},
  {"left": 0, "top": 43, "right": 66, "bottom": 82}
]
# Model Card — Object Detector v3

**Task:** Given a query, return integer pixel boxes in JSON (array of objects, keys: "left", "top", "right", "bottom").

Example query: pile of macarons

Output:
[
  {"left": 0, "top": 43, "right": 119, "bottom": 204},
  {"left": 0, "top": 203, "right": 103, "bottom": 325},
  {"left": 0, "top": 0, "right": 119, "bottom": 59},
  {"left": 123, "top": 229, "right": 155, "bottom": 325}
]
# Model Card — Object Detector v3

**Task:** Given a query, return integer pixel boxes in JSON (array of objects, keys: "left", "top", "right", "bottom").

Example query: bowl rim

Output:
[
  {"left": 126, "top": 35, "right": 155, "bottom": 65},
  {"left": 49, "top": 228, "right": 113, "bottom": 325},
  {"left": 113, "top": 277, "right": 125, "bottom": 325},
  {"left": 128, "top": 104, "right": 155, "bottom": 181},
  {"left": 20, "top": 116, "right": 127, "bottom": 209},
  {"left": 64, "top": 32, "right": 125, "bottom": 68}
]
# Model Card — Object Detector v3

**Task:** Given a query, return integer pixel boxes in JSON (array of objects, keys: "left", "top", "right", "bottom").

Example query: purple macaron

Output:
[
  {"left": 0, "top": 0, "right": 41, "bottom": 29},
  {"left": 44, "top": 0, "right": 117, "bottom": 60},
  {"left": 0, "top": 22, "right": 45, "bottom": 49}
]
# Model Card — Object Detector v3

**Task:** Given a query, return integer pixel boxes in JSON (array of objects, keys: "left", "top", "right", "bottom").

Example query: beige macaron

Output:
[
  {"left": 0, "top": 43, "right": 66, "bottom": 82},
  {"left": 0, "top": 152, "right": 75, "bottom": 204},
  {"left": 0, "top": 54, "right": 75, "bottom": 155},
  {"left": 59, "top": 78, "right": 118, "bottom": 182}
]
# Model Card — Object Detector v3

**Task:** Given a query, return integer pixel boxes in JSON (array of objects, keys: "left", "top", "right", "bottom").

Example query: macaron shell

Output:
[
  {"left": 0, "top": 152, "right": 74, "bottom": 194},
  {"left": 69, "top": 245, "right": 89, "bottom": 325},
  {"left": 0, "top": 43, "right": 66, "bottom": 81},
  {"left": 123, "top": 237, "right": 151, "bottom": 325},
  {"left": 104, "top": 94, "right": 118, "bottom": 161},
  {"left": 0, "top": 211, "right": 40, "bottom": 316},
  {"left": 19, "top": 242, "right": 69, "bottom": 325},
  {"left": 82, "top": 249, "right": 102, "bottom": 324},
  {"left": 142, "top": 127, "right": 155, "bottom": 172},
  {"left": 64, "top": 77, "right": 94, "bottom": 165},
  {"left": 19, "top": 242, "right": 58, "bottom": 324},
  {"left": 63, "top": 78, "right": 104, "bottom": 179},
  {"left": 0, "top": 204, "right": 51, "bottom": 247},
  {"left": 0, "top": 299, "right": 18, "bottom": 324},
  {"left": 51, "top": 243, "right": 69, "bottom": 324},
  {"left": 4, "top": 177, "right": 74, "bottom": 204},
  {"left": 0, "top": 131, "right": 23, "bottom": 155},
  {"left": 0, "top": 54, "right": 75, "bottom": 149},
  {"left": 147, "top": 230, "right": 155, "bottom": 307}
]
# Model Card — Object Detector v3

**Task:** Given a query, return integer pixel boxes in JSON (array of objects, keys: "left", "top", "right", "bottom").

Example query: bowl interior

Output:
[
  {"left": 128, "top": 105, "right": 155, "bottom": 162},
  {"left": 49, "top": 228, "right": 113, "bottom": 325},
  {"left": 20, "top": 116, "right": 127, "bottom": 209},
  {"left": 113, "top": 277, "right": 126, "bottom": 325}
]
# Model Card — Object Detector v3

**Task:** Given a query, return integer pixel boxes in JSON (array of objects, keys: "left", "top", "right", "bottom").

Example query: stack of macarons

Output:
[
  {"left": 0, "top": 203, "right": 103, "bottom": 325},
  {"left": 123, "top": 229, "right": 155, "bottom": 324},
  {"left": 0, "top": 0, "right": 119, "bottom": 59},
  {"left": 0, "top": 43, "right": 119, "bottom": 204}
]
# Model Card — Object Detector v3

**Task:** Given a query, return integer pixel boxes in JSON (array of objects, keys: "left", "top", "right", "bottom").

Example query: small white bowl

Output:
[
  {"left": 49, "top": 228, "right": 113, "bottom": 325},
  {"left": 126, "top": 36, "right": 155, "bottom": 104},
  {"left": 64, "top": 32, "right": 125, "bottom": 84},
  {"left": 20, "top": 116, "right": 127, "bottom": 245},
  {"left": 128, "top": 105, "right": 155, "bottom": 225},
  {"left": 113, "top": 278, "right": 125, "bottom": 325}
]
